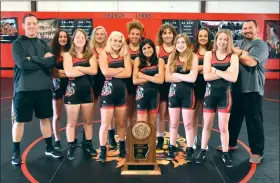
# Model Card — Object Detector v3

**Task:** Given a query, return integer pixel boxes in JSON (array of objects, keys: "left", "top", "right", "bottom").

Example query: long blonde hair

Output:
[
  {"left": 89, "top": 26, "right": 107, "bottom": 49},
  {"left": 212, "top": 29, "right": 233, "bottom": 54},
  {"left": 105, "top": 31, "right": 128, "bottom": 57},
  {"left": 70, "top": 28, "right": 93, "bottom": 59},
  {"left": 170, "top": 34, "right": 193, "bottom": 72}
]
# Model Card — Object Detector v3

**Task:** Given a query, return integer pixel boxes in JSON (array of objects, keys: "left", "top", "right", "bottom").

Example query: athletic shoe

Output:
[
  {"left": 196, "top": 149, "right": 207, "bottom": 164},
  {"left": 99, "top": 146, "right": 107, "bottom": 162},
  {"left": 166, "top": 145, "right": 177, "bottom": 160},
  {"left": 54, "top": 141, "right": 61, "bottom": 150},
  {"left": 66, "top": 145, "right": 76, "bottom": 161},
  {"left": 222, "top": 152, "right": 233, "bottom": 168},
  {"left": 249, "top": 154, "right": 263, "bottom": 164},
  {"left": 11, "top": 151, "right": 22, "bottom": 165},
  {"left": 84, "top": 141, "right": 97, "bottom": 157},
  {"left": 186, "top": 147, "right": 194, "bottom": 163},
  {"left": 45, "top": 148, "right": 63, "bottom": 158}
]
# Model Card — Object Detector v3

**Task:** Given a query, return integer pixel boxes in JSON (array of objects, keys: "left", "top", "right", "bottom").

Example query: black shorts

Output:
[
  {"left": 64, "top": 80, "right": 94, "bottom": 104},
  {"left": 100, "top": 80, "right": 126, "bottom": 108},
  {"left": 135, "top": 86, "right": 159, "bottom": 114},
  {"left": 159, "top": 82, "right": 170, "bottom": 102},
  {"left": 194, "top": 74, "right": 206, "bottom": 100},
  {"left": 13, "top": 89, "right": 53, "bottom": 122},
  {"left": 168, "top": 83, "right": 195, "bottom": 109},
  {"left": 93, "top": 68, "right": 105, "bottom": 100},
  {"left": 203, "top": 84, "right": 232, "bottom": 113},
  {"left": 52, "top": 78, "right": 68, "bottom": 99}
]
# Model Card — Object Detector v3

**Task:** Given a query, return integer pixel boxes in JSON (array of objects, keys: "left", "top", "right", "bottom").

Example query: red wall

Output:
[{"left": 1, "top": 11, "right": 279, "bottom": 79}]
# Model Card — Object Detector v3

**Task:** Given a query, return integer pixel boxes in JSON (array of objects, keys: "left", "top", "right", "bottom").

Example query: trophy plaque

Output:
[{"left": 121, "top": 121, "right": 161, "bottom": 175}]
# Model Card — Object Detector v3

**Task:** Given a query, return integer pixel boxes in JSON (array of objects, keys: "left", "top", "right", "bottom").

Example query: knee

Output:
[
  {"left": 83, "top": 122, "right": 92, "bottom": 127},
  {"left": 184, "top": 122, "right": 193, "bottom": 131},
  {"left": 67, "top": 121, "right": 77, "bottom": 128},
  {"left": 100, "top": 122, "right": 110, "bottom": 130},
  {"left": 219, "top": 126, "right": 228, "bottom": 134},
  {"left": 53, "top": 115, "right": 61, "bottom": 121},
  {"left": 170, "top": 123, "right": 179, "bottom": 130},
  {"left": 117, "top": 122, "right": 126, "bottom": 129},
  {"left": 84, "top": 118, "right": 93, "bottom": 125},
  {"left": 203, "top": 123, "right": 212, "bottom": 131}
]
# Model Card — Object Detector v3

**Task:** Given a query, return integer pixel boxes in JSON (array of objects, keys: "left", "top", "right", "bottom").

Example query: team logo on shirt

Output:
[
  {"left": 204, "top": 83, "right": 211, "bottom": 97},
  {"left": 101, "top": 81, "right": 113, "bottom": 96},
  {"left": 53, "top": 78, "right": 61, "bottom": 91},
  {"left": 168, "top": 84, "right": 177, "bottom": 97},
  {"left": 65, "top": 81, "right": 76, "bottom": 97},
  {"left": 136, "top": 86, "right": 144, "bottom": 100}
]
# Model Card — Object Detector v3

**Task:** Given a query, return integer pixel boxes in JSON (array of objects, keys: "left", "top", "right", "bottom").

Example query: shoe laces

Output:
[
  {"left": 199, "top": 150, "right": 206, "bottom": 157},
  {"left": 222, "top": 153, "right": 231, "bottom": 161}
]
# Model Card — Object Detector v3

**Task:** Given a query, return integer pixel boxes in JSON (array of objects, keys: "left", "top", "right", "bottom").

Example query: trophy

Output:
[{"left": 121, "top": 121, "right": 161, "bottom": 175}]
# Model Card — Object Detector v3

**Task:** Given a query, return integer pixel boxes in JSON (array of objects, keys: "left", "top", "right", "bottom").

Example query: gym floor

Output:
[{"left": 1, "top": 78, "right": 279, "bottom": 183}]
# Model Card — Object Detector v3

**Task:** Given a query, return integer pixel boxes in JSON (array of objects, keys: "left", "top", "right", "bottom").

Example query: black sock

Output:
[
  {"left": 86, "top": 139, "right": 92, "bottom": 143},
  {"left": 74, "top": 138, "right": 77, "bottom": 145},
  {"left": 68, "top": 141, "right": 75, "bottom": 147},
  {"left": 109, "top": 129, "right": 115, "bottom": 133},
  {"left": 44, "top": 137, "right": 53, "bottom": 150},
  {"left": 100, "top": 145, "right": 106, "bottom": 150},
  {"left": 13, "top": 142, "right": 20, "bottom": 153}
]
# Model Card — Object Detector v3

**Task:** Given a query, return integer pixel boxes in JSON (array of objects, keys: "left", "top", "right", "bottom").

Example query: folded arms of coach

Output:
[
  {"left": 12, "top": 41, "right": 56, "bottom": 70},
  {"left": 29, "top": 54, "right": 56, "bottom": 68},
  {"left": 12, "top": 41, "right": 42, "bottom": 70}
]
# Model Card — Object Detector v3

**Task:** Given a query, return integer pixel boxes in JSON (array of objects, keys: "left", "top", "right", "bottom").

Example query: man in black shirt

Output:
[{"left": 11, "top": 14, "right": 63, "bottom": 165}]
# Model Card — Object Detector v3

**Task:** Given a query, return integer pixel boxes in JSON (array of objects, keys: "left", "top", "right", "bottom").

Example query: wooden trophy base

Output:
[
  {"left": 121, "top": 162, "right": 161, "bottom": 175},
  {"left": 122, "top": 121, "right": 161, "bottom": 175}
]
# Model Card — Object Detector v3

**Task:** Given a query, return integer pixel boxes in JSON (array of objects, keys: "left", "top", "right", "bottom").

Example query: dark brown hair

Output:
[
  {"left": 22, "top": 14, "right": 37, "bottom": 24},
  {"left": 50, "top": 30, "right": 72, "bottom": 58}
]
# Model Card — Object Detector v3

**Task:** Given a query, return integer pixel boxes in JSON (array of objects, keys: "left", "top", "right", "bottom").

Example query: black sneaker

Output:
[
  {"left": 166, "top": 145, "right": 177, "bottom": 160},
  {"left": 196, "top": 149, "right": 207, "bottom": 164},
  {"left": 11, "top": 151, "right": 22, "bottom": 165},
  {"left": 45, "top": 148, "right": 63, "bottom": 158},
  {"left": 108, "top": 130, "right": 117, "bottom": 149},
  {"left": 99, "top": 146, "right": 107, "bottom": 162},
  {"left": 156, "top": 137, "right": 164, "bottom": 150},
  {"left": 119, "top": 141, "right": 126, "bottom": 158},
  {"left": 67, "top": 145, "right": 76, "bottom": 161},
  {"left": 222, "top": 152, "right": 233, "bottom": 168},
  {"left": 186, "top": 147, "right": 194, "bottom": 163},
  {"left": 84, "top": 141, "right": 97, "bottom": 157},
  {"left": 54, "top": 141, "right": 61, "bottom": 150}
]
